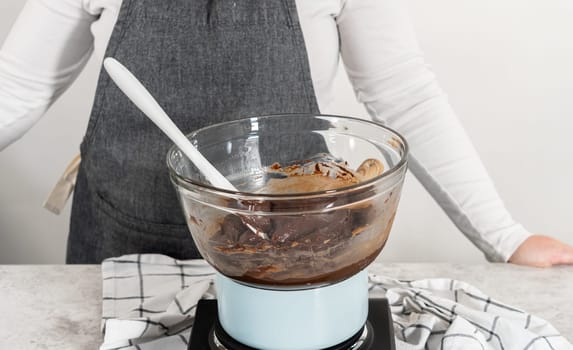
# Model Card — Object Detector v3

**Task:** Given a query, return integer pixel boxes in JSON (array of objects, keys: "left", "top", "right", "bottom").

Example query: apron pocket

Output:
[{"left": 93, "top": 191, "right": 201, "bottom": 260}]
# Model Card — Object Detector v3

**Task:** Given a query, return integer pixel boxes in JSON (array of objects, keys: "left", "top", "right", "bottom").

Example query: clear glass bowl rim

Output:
[{"left": 166, "top": 113, "right": 409, "bottom": 200}]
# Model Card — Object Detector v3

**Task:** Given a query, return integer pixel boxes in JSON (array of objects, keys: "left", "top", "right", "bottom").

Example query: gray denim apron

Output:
[{"left": 67, "top": 0, "right": 320, "bottom": 263}]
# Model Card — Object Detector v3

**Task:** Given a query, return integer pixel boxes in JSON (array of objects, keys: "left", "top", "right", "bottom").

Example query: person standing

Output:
[{"left": 1, "top": 0, "right": 572, "bottom": 266}]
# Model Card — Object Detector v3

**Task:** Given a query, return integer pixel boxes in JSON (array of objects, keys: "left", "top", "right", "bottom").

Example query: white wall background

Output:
[{"left": 1, "top": 0, "right": 572, "bottom": 264}]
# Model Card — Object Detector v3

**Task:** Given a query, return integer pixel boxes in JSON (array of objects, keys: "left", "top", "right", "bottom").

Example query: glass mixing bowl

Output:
[{"left": 167, "top": 114, "right": 408, "bottom": 289}]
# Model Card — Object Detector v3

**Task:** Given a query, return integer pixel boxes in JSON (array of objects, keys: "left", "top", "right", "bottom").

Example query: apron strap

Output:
[{"left": 43, "top": 153, "right": 81, "bottom": 214}]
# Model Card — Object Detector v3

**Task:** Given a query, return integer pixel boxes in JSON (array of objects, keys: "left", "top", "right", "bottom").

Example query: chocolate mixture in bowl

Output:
[{"left": 191, "top": 155, "right": 400, "bottom": 287}]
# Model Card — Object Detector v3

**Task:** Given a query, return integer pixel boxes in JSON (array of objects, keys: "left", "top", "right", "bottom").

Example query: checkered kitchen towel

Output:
[{"left": 100, "top": 255, "right": 572, "bottom": 350}]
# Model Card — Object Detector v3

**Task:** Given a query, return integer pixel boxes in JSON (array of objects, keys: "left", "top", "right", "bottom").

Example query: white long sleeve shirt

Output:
[{"left": 0, "top": 0, "right": 532, "bottom": 261}]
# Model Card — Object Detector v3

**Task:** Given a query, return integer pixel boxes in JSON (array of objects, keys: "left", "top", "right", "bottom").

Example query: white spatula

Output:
[{"left": 103, "top": 57, "right": 236, "bottom": 191}]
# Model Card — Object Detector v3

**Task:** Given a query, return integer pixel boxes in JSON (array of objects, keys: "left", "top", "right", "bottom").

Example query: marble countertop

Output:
[{"left": 0, "top": 263, "right": 571, "bottom": 349}]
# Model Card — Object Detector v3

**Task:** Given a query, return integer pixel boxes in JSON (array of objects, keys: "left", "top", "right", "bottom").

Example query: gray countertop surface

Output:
[{"left": 1, "top": 263, "right": 571, "bottom": 349}]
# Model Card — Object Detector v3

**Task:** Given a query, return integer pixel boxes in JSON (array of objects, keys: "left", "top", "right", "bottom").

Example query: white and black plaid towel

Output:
[{"left": 100, "top": 255, "right": 572, "bottom": 350}]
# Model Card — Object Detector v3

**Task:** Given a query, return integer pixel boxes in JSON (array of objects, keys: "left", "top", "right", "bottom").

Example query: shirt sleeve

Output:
[
  {"left": 336, "top": 0, "right": 531, "bottom": 262},
  {"left": 0, "top": 0, "right": 97, "bottom": 150}
]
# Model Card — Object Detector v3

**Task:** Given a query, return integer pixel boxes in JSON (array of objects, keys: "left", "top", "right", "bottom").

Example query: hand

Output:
[{"left": 509, "top": 235, "right": 573, "bottom": 268}]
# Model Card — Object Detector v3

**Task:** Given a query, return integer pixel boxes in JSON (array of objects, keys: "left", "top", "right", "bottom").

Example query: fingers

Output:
[{"left": 553, "top": 242, "right": 573, "bottom": 266}]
